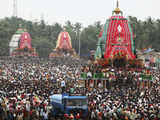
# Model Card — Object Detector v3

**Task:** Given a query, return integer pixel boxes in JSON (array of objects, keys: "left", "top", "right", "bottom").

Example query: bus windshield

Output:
[{"left": 66, "top": 99, "right": 87, "bottom": 107}]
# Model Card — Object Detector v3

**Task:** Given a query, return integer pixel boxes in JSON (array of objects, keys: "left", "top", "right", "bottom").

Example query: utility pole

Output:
[
  {"left": 78, "top": 31, "right": 81, "bottom": 57},
  {"left": 13, "top": 0, "right": 17, "bottom": 17},
  {"left": 117, "top": 0, "right": 119, "bottom": 8}
]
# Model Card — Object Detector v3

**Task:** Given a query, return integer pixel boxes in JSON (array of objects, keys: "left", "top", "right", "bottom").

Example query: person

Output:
[
  {"left": 1, "top": 56, "right": 160, "bottom": 120},
  {"left": 42, "top": 110, "right": 48, "bottom": 120},
  {"left": 75, "top": 113, "right": 80, "bottom": 120},
  {"left": 61, "top": 80, "right": 66, "bottom": 93},
  {"left": 69, "top": 113, "right": 74, "bottom": 120},
  {"left": 91, "top": 110, "right": 96, "bottom": 120}
]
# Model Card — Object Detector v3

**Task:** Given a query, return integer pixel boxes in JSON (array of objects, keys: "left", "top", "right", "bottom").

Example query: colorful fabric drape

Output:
[
  {"left": 56, "top": 32, "right": 72, "bottom": 50},
  {"left": 95, "top": 15, "right": 136, "bottom": 60}
]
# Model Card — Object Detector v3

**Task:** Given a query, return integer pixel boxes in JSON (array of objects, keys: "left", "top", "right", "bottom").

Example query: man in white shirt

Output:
[{"left": 61, "top": 80, "right": 66, "bottom": 93}]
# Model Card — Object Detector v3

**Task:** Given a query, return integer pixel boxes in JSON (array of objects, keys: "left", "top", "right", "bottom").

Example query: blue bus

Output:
[{"left": 50, "top": 93, "right": 88, "bottom": 118}]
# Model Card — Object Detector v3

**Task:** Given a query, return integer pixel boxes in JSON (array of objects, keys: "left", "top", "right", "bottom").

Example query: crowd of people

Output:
[
  {"left": 82, "top": 63, "right": 160, "bottom": 120},
  {"left": 0, "top": 56, "right": 160, "bottom": 120},
  {"left": 0, "top": 57, "right": 86, "bottom": 120}
]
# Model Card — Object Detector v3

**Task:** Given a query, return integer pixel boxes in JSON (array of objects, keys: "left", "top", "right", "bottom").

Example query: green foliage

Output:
[
  {"left": 0, "top": 17, "right": 62, "bottom": 57},
  {"left": 80, "top": 21, "right": 102, "bottom": 56},
  {"left": 128, "top": 16, "right": 160, "bottom": 50},
  {"left": 0, "top": 17, "right": 160, "bottom": 57},
  {"left": 34, "top": 38, "right": 53, "bottom": 58}
]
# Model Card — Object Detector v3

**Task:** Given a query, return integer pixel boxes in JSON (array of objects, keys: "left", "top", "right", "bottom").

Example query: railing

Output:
[
  {"left": 80, "top": 72, "right": 108, "bottom": 80},
  {"left": 80, "top": 72, "right": 154, "bottom": 81}
]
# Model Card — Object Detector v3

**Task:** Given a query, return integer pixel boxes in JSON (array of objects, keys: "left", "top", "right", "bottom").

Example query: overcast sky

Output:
[{"left": 0, "top": 0, "right": 159, "bottom": 26}]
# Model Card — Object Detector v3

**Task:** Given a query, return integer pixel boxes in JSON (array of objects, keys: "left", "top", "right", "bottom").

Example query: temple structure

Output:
[
  {"left": 80, "top": 1, "right": 138, "bottom": 89},
  {"left": 49, "top": 29, "right": 77, "bottom": 58},
  {"left": 9, "top": 26, "right": 38, "bottom": 57},
  {"left": 95, "top": 0, "right": 136, "bottom": 65}
]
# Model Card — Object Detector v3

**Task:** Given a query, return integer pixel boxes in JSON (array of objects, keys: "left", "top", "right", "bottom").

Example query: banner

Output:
[
  {"left": 93, "top": 73, "right": 104, "bottom": 79},
  {"left": 81, "top": 72, "right": 105, "bottom": 79},
  {"left": 140, "top": 74, "right": 152, "bottom": 81},
  {"left": 80, "top": 73, "right": 87, "bottom": 79}
]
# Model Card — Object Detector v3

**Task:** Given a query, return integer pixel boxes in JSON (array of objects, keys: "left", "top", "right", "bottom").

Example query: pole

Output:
[
  {"left": 13, "top": 0, "right": 17, "bottom": 17},
  {"left": 78, "top": 31, "right": 81, "bottom": 57}
]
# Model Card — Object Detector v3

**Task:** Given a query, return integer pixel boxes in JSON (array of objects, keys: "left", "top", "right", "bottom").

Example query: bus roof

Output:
[{"left": 64, "top": 96, "right": 87, "bottom": 99}]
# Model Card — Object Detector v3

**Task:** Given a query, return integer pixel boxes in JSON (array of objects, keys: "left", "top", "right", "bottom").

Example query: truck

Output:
[{"left": 50, "top": 93, "right": 88, "bottom": 118}]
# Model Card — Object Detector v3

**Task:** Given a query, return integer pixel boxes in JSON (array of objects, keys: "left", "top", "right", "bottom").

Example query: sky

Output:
[{"left": 0, "top": 0, "right": 159, "bottom": 27}]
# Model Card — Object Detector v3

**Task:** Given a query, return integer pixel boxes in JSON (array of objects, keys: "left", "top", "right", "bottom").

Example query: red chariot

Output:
[{"left": 95, "top": 0, "right": 136, "bottom": 66}]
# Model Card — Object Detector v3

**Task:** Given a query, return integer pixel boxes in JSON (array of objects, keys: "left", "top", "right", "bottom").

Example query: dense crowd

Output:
[
  {"left": 0, "top": 56, "right": 160, "bottom": 120},
  {"left": 83, "top": 64, "right": 160, "bottom": 120},
  {"left": 88, "top": 85, "right": 160, "bottom": 120},
  {"left": 0, "top": 57, "right": 86, "bottom": 120}
]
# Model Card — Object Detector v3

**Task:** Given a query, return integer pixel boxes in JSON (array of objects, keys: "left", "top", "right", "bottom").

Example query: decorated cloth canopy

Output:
[
  {"left": 49, "top": 30, "right": 78, "bottom": 58},
  {"left": 56, "top": 31, "right": 72, "bottom": 50},
  {"left": 9, "top": 26, "right": 38, "bottom": 57},
  {"left": 19, "top": 32, "right": 32, "bottom": 49},
  {"left": 95, "top": 0, "right": 136, "bottom": 60},
  {"left": 9, "top": 28, "right": 25, "bottom": 54}
]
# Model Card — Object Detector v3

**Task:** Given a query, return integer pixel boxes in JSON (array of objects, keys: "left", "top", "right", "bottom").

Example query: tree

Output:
[
  {"left": 80, "top": 21, "right": 102, "bottom": 56},
  {"left": 74, "top": 22, "right": 82, "bottom": 55},
  {"left": 34, "top": 37, "right": 53, "bottom": 58},
  {"left": 0, "top": 16, "right": 160, "bottom": 57},
  {"left": 64, "top": 21, "right": 77, "bottom": 51}
]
